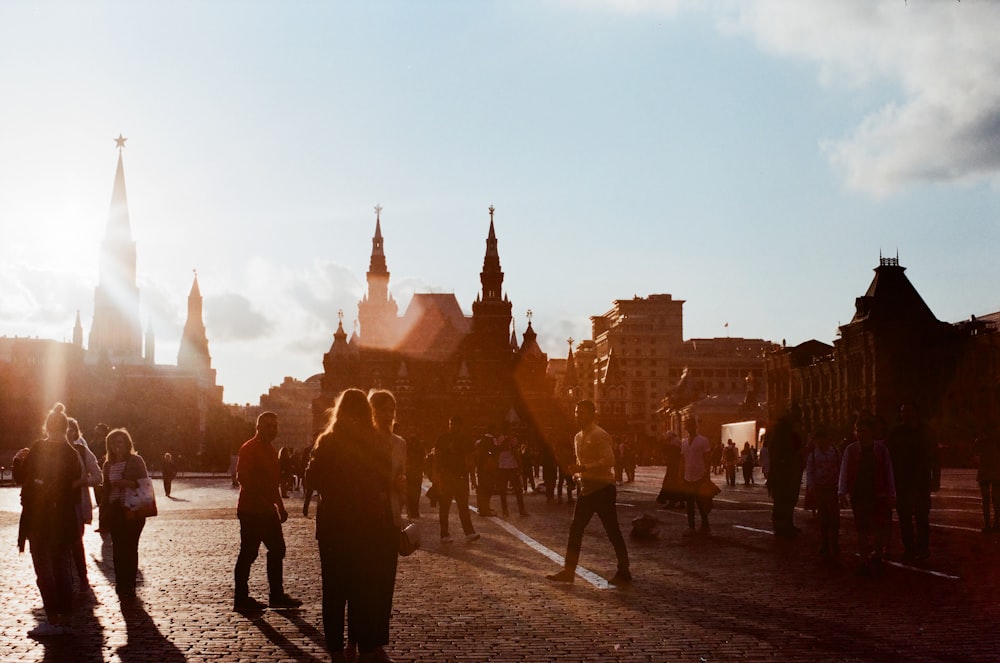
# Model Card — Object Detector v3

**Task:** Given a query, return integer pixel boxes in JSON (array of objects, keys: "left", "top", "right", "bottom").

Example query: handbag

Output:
[
  {"left": 123, "top": 477, "right": 158, "bottom": 520},
  {"left": 399, "top": 521, "right": 420, "bottom": 557}
]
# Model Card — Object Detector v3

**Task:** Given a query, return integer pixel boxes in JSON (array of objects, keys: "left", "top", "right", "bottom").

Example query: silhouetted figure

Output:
[
  {"left": 102, "top": 428, "right": 151, "bottom": 602},
  {"left": 547, "top": 400, "right": 631, "bottom": 586},
  {"left": 974, "top": 423, "right": 1000, "bottom": 533},
  {"left": 161, "top": 452, "right": 177, "bottom": 497},
  {"left": 887, "top": 403, "right": 940, "bottom": 560},
  {"left": 768, "top": 407, "right": 804, "bottom": 538},
  {"left": 434, "top": 416, "right": 480, "bottom": 543}
]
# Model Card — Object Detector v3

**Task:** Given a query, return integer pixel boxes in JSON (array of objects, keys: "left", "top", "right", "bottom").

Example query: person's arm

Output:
[{"left": 84, "top": 449, "right": 102, "bottom": 487}]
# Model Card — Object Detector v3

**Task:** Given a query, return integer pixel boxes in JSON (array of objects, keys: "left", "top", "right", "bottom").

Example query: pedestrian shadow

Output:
[
  {"left": 273, "top": 609, "right": 328, "bottom": 650},
  {"left": 245, "top": 612, "right": 327, "bottom": 662},
  {"left": 30, "top": 599, "right": 104, "bottom": 663},
  {"left": 165, "top": 496, "right": 190, "bottom": 502},
  {"left": 115, "top": 600, "right": 186, "bottom": 663}
]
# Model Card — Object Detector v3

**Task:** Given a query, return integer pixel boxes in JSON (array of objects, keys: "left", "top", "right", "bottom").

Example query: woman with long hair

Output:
[
  {"left": 18, "top": 403, "right": 82, "bottom": 637},
  {"left": 101, "top": 428, "right": 150, "bottom": 602},
  {"left": 306, "top": 388, "right": 397, "bottom": 663}
]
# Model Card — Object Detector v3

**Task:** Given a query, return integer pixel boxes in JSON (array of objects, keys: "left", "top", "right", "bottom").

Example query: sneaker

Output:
[
  {"left": 608, "top": 570, "right": 633, "bottom": 586},
  {"left": 27, "top": 622, "right": 69, "bottom": 638},
  {"left": 269, "top": 593, "right": 302, "bottom": 609},
  {"left": 546, "top": 569, "right": 576, "bottom": 583},
  {"left": 233, "top": 596, "right": 267, "bottom": 612},
  {"left": 440, "top": 535, "right": 453, "bottom": 543},
  {"left": 465, "top": 533, "right": 481, "bottom": 543}
]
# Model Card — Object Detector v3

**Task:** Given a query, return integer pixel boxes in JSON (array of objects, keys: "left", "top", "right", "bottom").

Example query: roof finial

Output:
[
  {"left": 374, "top": 204, "right": 382, "bottom": 221},
  {"left": 489, "top": 204, "right": 495, "bottom": 223},
  {"left": 526, "top": 309, "right": 533, "bottom": 322},
  {"left": 567, "top": 337, "right": 574, "bottom": 349},
  {"left": 338, "top": 309, "right": 344, "bottom": 322},
  {"left": 114, "top": 133, "right": 127, "bottom": 151}
]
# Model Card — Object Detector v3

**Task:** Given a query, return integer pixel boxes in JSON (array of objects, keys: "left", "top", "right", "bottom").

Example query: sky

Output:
[{"left": 1, "top": 1, "right": 999, "bottom": 405}]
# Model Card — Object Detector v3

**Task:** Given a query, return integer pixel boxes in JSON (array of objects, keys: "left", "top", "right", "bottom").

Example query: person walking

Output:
[
  {"left": 741, "top": 442, "right": 756, "bottom": 486},
  {"left": 681, "top": 417, "right": 713, "bottom": 535},
  {"left": 495, "top": 423, "right": 528, "bottom": 517},
  {"left": 887, "top": 403, "right": 940, "bottom": 561},
  {"left": 67, "top": 417, "right": 101, "bottom": 593},
  {"left": 805, "top": 429, "right": 841, "bottom": 558},
  {"left": 840, "top": 412, "right": 896, "bottom": 576},
  {"left": 768, "top": 406, "right": 805, "bottom": 538},
  {"left": 233, "top": 411, "right": 301, "bottom": 612},
  {"left": 307, "top": 389, "right": 399, "bottom": 663},
  {"left": 101, "top": 428, "right": 151, "bottom": 602},
  {"left": 161, "top": 452, "right": 177, "bottom": 498},
  {"left": 723, "top": 439, "right": 739, "bottom": 487},
  {"left": 546, "top": 400, "right": 631, "bottom": 586},
  {"left": 974, "top": 422, "right": 1000, "bottom": 533},
  {"left": 434, "top": 415, "right": 481, "bottom": 544},
  {"left": 473, "top": 425, "right": 498, "bottom": 516},
  {"left": 19, "top": 403, "right": 81, "bottom": 637}
]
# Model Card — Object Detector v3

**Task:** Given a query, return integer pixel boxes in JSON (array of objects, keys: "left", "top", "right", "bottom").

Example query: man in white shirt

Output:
[
  {"left": 546, "top": 400, "right": 631, "bottom": 586},
  {"left": 682, "top": 417, "right": 713, "bottom": 534}
]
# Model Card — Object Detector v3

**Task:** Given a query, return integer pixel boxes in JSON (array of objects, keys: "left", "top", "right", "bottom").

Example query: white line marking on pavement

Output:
[
  {"left": 470, "top": 506, "right": 610, "bottom": 589},
  {"left": 732, "top": 525, "right": 774, "bottom": 535},
  {"left": 880, "top": 559, "right": 960, "bottom": 580}
]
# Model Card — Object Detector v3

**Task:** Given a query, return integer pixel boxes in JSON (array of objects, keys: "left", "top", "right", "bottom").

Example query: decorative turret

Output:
[
  {"left": 358, "top": 205, "right": 399, "bottom": 348},
  {"left": 72, "top": 311, "right": 83, "bottom": 348},
  {"left": 88, "top": 134, "right": 142, "bottom": 363},
  {"left": 471, "top": 205, "right": 513, "bottom": 354},
  {"left": 177, "top": 272, "right": 212, "bottom": 374}
]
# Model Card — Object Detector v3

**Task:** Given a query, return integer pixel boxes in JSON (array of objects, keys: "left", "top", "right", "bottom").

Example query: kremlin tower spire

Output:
[
  {"left": 88, "top": 134, "right": 142, "bottom": 363},
  {"left": 178, "top": 271, "right": 212, "bottom": 374},
  {"left": 358, "top": 204, "right": 398, "bottom": 348},
  {"left": 471, "top": 205, "right": 513, "bottom": 354}
]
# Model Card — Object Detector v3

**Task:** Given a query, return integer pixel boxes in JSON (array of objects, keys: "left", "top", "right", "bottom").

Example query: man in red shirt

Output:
[{"left": 233, "top": 412, "right": 301, "bottom": 612}]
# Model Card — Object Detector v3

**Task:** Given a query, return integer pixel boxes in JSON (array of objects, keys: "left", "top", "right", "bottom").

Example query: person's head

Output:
[
  {"left": 67, "top": 417, "right": 81, "bottom": 443},
  {"left": 574, "top": 400, "right": 597, "bottom": 430},
  {"left": 369, "top": 389, "right": 397, "bottom": 432},
  {"left": 812, "top": 427, "right": 831, "bottom": 450},
  {"left": 163, "top": 452, "right": 172, "bottom": 462},
  {"left": 93, "top": 422, "right": 109, "bottom": 442},
  {"left": 318, "top": 388, "right": 374, "bottom": 442},
  {"left": 684, "top": 417, "right": 698, "bottom": 437},
  {"left": 44, "top": 403, "right": 68, "bottom": 439},
  {"left": 743, "top": 441, "right": 750, "bottom": 451},
  {"left": 107, "top": 428, "right": 136, "bottom": 461},
  {"left": 256, "top": 412, "right": 278, "bottom": 444},
  {"left": 855, "top": 413, "right": 876, "bottom": 445}
]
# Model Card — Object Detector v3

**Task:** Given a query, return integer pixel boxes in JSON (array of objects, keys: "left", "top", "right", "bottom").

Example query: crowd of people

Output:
[{"left": 16, "top": 391, "right": 1000, "bottom": 660}]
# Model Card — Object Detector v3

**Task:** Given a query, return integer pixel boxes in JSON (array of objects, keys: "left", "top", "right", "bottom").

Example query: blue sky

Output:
[{"left": 1, "top": 1, "right": 998, "bottom": 404}]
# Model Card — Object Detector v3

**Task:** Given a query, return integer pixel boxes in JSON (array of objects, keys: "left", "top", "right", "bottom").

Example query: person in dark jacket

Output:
[
  {"left": 307, "top": 388, "right": 398, "bottom": 663},
  {"left": 887, "top": 403, "right": 940, "bottom": 560},
  {"left": 768, "top": 405, "right": 805, "bottom": 538},
  {"left": 19, "top": 403, "right": 81, "bottom": 637}
]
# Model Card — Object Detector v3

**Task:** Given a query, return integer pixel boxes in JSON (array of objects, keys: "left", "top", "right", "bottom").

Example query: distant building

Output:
[
  {"left": 585, "top": 294, "right": 776, "bottom": 454},
  {"left": 313, "top": 206, "right": 562, "bottom": 444},
  {"left": 259, "top": 375, "right": 321, "bottom": 451},
  {"left": 765, "top": 256, "right": 1000, "bottom": 464},
  {"left": 0, "top": 139, "right": 228, "bottom": 468}
]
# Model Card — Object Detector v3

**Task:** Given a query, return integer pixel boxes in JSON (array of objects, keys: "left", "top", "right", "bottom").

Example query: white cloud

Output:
[{"left": 566, "top": 0, "right": 1000, "bottom": 195}]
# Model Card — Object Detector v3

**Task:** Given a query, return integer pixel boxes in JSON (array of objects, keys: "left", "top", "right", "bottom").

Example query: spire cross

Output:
[
  {"left": 374, "top": 204, "right": 382, "bottom": 221},
  {"left": 567, "top": 337, "right": 574, "bottom": 348},
  {"left": 337, "top": 309, "right": 344, "bottom": 322},
  {"left": 526, "top": 309, "right": 533, "bottom": 321},
  {"left": 114, "top": 133, "right": 127, "bottom": 151},
  {"left": 489, "top": 205, "right": 495, "bottom": 222}
]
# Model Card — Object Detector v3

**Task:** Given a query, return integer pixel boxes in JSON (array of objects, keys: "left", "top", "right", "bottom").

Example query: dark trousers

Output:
[
  {"left": 896, "top": 491, "right": 931, "bottom": 554},
  {"left": 319, "top": 527, "right": 397, "bottom": 654},
  {"left": 562, "top": 484, "right": 629, "bottom": 573},
  {"left": 475, "top": 469, "right": 496, "bottom": 514},
  {"left": 108, "top": 510, "right": 146, "bottom": 597},
  {"left": 725, "top": 465, "right": 737, "bottom": 487},
  {"left": 71, "top": 531, "right": 88, "bottom": 585},
  {"left": 815, "top": 486, "right": 840, "bottom": 552},
  {"left": 683, "top": 480, "right": 710, "bottom": 529},
  {"left": 29, "top": 536, "right": 74, "bottom": 618},
  {"left": 771, "top": 474, "right": 802, "bottom": 534},
  {"left": 163, "top": 476, "right": 173, "bottom": 497},
  {"left": 497, "top": 468, "right": 526, "bottom": 515},
  {"left": 542, "top": 463, "right": 557, "bottom": 503},
  {"left": 438, "top": 474, "right": 475, "bottom": 537},
  {"left": 980, "top": 480, "right": 1000, "bottom": 528},
  {"left": 234, "top": 512, "right": 286, "bottom": 600},
  {"left": 405, "top": 474, "right": 423, "bottom": 518},
  {"left": 557, "top": 467, "right": 576, "bottom": 501}
]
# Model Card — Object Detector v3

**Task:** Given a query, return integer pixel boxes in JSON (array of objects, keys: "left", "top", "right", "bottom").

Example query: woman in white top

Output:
[{"left": 67, "top": 417, "right": 101, "bottom": 592}]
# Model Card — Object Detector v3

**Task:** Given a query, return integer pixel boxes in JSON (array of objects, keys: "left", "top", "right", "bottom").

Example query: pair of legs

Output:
[
  {"left": 319, "top": 526, "right": 397, "bottom": 656},
  {"left": 852, "top": 497, "right": 892, "bottom": 571},
  {"left": 815, "top": 486, "right": 840, "bottom": 555},
  {"left": 438, "top": 474, "right": 476, "bottom": 537},
  {"left": 556, "top": 467, "right": 576, "bottom": 502},
  {"left": 683, "top": 480, "right": 710, "bottom": 530},
  {"left": 234, "top": 512, "right": 287, "bottom": 602},
  {"left": 559, "top": 484, "right": 629, "bottom": 575},
  {"left": 725, "top": 465, "right": 737, "bottom": 487},
  {"left": 496, "top": 468, "right": 526, "bottom": 515},
  {"left": 475, "top": 469, "right": 496, "bottom": 515},
  {"left": 980, "top": 480, "right": 1000, "bottom": 530},
  {"left": 29, "top": 536, "right": 74, "bottom": 625},
  {"left": 770, "top": 475, "right": 802, "bottom": 536},
  {"left": 896, "top": 491, "right": 931, "bottom": 557}
]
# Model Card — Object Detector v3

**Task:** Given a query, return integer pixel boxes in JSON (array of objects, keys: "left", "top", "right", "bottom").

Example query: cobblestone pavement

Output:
[{"left": 2, "top": 467, "right": 999, "bottom": 662}]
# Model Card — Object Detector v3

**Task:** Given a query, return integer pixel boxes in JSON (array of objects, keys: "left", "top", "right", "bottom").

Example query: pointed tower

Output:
[
  {"left": 358, "top": 205, "right": 399, "bottom": 348},
  {"left": 72, "top": 311, "right": 83, "bottom": 348},
  {"left": 563, "top": 338, "right": 580, "bottom": 400},
  {"left": 88, "top": 135, "right": 142, "bottom": 363},
  {"left": 471, "top": 205, "right": 513, "bottom": 354},
  {"left": 177, "top": 272, "right": 212, "bottom": 374}
]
